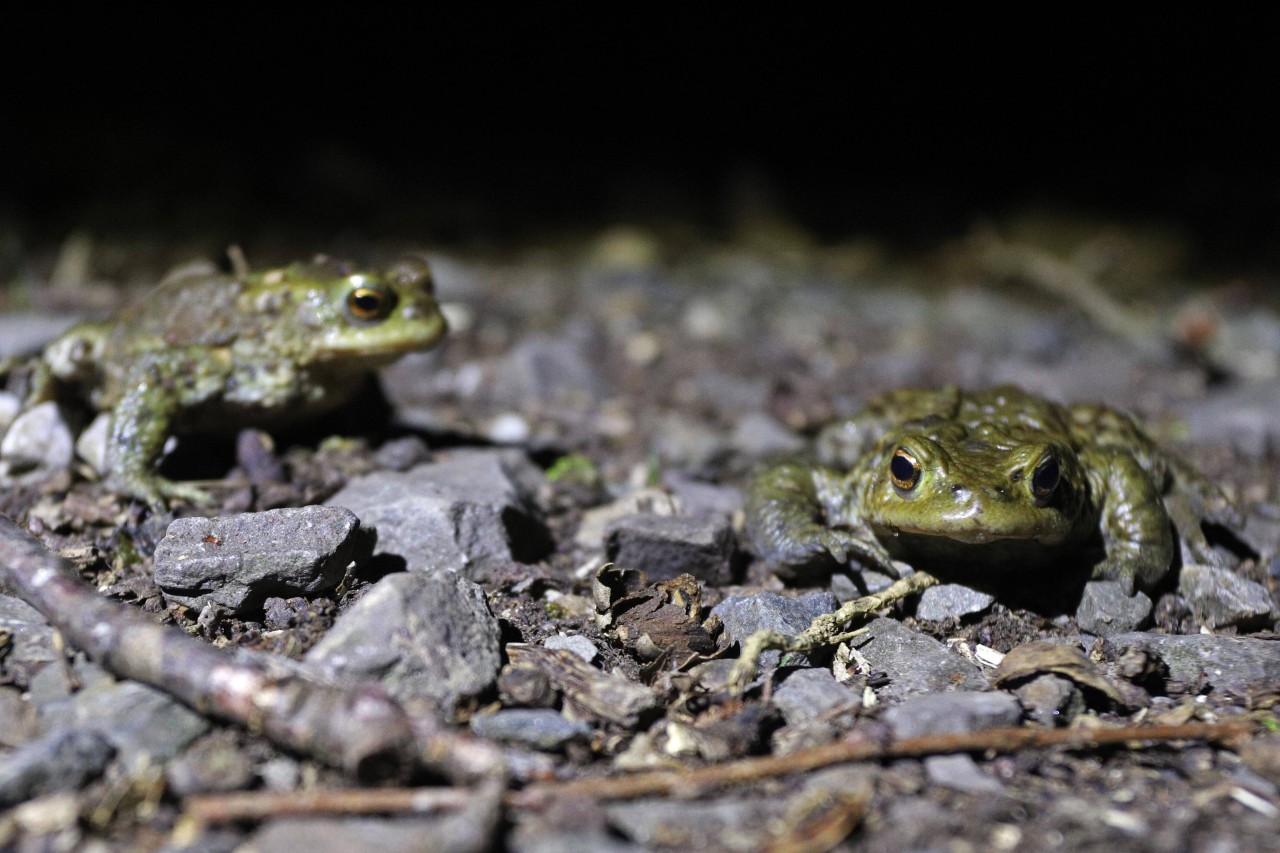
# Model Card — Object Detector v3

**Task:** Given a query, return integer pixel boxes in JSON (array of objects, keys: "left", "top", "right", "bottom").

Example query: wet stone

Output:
[
  {"left": 771, "top": 667, "right": 859, "bottom": 725},
  {"left": 469, "top": 708, "right": 592, "bottom": 751},
  {"left": 858, "top": 618, "right": 989, "bottom": 702},
  {"left": 37, "top": 681, "right": 210, "bottom": 765},
  {"left": 305, "top": 571, "right": 502, "bottom": 714},
  {"left": 915, "top": 583, "right": 996, "bottom": 622},
  {"left": 154, "top": 506, "right": 365, "bottom": 614},
  {"left": 1111, "top": 633, "right": 1280, "bottom": 692},
  {"left": 0, "top": 729, "right": 115, "bottom": 808},
  {"left": 711, "top": 590, "right": 839, "bottom": 669},
  {"left": 0, "top": 401, "right": 74, "bottom": 482},
  {"left": 1178, "top": 564, "right": 1277, "bottom": 630},
  {"left": 604, "top": 513, "right": 738, "bottom": 584},
  {"left": 326, "top": 449, "right": 551, "bottom": 579},
  {"left": 1075, "top": 580, "right": 1153, "bottom": 636},
  {"left": 882, "top": 690, "right": 1023, "bottom": 739}
]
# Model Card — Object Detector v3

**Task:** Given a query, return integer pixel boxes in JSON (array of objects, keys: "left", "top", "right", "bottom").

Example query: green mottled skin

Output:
[
  {"left": 36, "top": 256, "right": 447, "bottom": 506},
  {"left": 745, "top": 385, "right": 1236, "bottom": 594}
]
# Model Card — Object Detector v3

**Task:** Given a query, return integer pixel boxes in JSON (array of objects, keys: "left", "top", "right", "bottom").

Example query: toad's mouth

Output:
[{"left": 881, "top": 524, "right": 1065, "bottom": 547}]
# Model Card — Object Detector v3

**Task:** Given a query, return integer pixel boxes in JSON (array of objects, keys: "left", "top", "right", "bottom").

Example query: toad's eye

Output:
[
  {"left": 346, "top": 284, "right": 396, "bottom": 321},
  {"left": 890, "top": 448, "right": 920, "bottom": 491},
  {"left": 1032, "top": 456, "right": 1060, "bottom": 499}
]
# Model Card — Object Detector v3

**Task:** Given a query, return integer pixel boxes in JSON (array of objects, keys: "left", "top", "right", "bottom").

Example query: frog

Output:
[
  {"left": 744, "top": 385, "right": 1238, "bottom": 595},
  {"left": 20, "top": 254, "right": 447, "bottom": 507}
]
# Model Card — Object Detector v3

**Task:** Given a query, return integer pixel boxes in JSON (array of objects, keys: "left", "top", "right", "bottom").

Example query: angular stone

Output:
[
  {"left": 306, "top": 571, "right": 502, "bottom": 714},
  {"left": 1075, "top": 580, "right": 1153, "bottom": 636},
  {"left": 326, "top": 449, "right": 551, "bottom": 578},
  {"left": 660, "top": 473, "right": 743, "bottom": 520},
  {"left": 729, "top": 411, "right": 805, "bottom": 457},
  {"left": 489, "top": 333, "right": 610, "bottom": 407},
  {"left": 0, "top": 594, "right": 57, "bottom": 670},
  {"left": 882, "top": 690, "right": 1022, "bottom": 739},
  {"left": 0, "top": 728, "right": 115, "bottom": 807},
  {"left": 154, "top": 506, "right": 365, "bottom": 614},
  {"left": 915, "top": 584, "right": 995, "bottom": 622},
  {"left": 857, "top": 618, "right": 988, "bottom": 701},
  {"left": 37, "top": 681, "right": 210, "bottom": 765},
  {"left": 0, "top": 401, "right": 73, "bottom": 482},
  {"left": 469, "top": 708, "right": 592, "bottom": 751},
  {"left": 924, "top": 754, "right": 1006, "bottom": 795},
  {"left": 543, "top": 634, "right": 598, "bottom": 663},
  {"left": 1178, "top": 564, "right": 1277, "bottom": 630},
  {"left": 711, "top": 590, "right": 838, "bottom": 669},
  {"left": 772, "top": 667, "right": 859, "bottom": 725},
  {"left": 1110, "top": 633, "right": 1280, "bottom": 692},
  {"left": 604, "top": 513, "right": 738, "bottom": 584}
]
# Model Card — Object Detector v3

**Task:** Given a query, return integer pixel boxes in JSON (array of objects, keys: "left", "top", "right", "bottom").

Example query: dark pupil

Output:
[
  {"left": 352, "top": 292, "right": 382, "bottom": 315},
  {"left": 891, "top": 453, "right": 916, "bottom": 485},
  {"left": 1033, "top": 458, "right": 1060, "bottom": 493}
]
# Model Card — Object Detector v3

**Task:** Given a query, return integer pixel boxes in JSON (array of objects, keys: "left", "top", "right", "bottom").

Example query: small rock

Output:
[
  {"left": 660, "top": 472, "right": 743, "bottom": 519},
  {"left": 915, "top": 584, "right": 996, "bottom": 622},
  {"left": 1178, "top": 564, "right": 1277, "bottom": 630},
  {"left": 37, "top": 681, "right": 210, "bottom": 764},
  {"left": 730, "top": 411, "right": 805, "bottom": 457},
  {"left": 1110, "top": 633, "right": 1280, "bottom": 693},
  {"left": 1181, "top": 380, "right": 1280, "bottom": 456},
  {"left": 604, "top": 514, "right": 738, "bottom": 584},
  {"left": 372, "top": 435, "right": 430, "bottom": 472},
  {"left": 0, "top": 594, "right": 58, "bottom": 671},
  {"left": 882, "top": 691, "right": 1022, "bottom": 739},
  {"left": 153, "top": 506, "right": 366, "bottom": 614},
  {"left": 1075, "top": 580, "right": 1154, "bottom": 636},
  {"left": 165, "top": 735, "right": 256, "bottom": 796},
  {"left": 0, "top": 314, "right": 78, "bottom": 358},
  {"left": 326, "top": 449, "right": 551, "bottom": 578},
  {"left": 470, "top": 708, "right": 592, "bottom": 751},
  {"left": 649, "top": 412, "right": 729, "bottom": 470},
  {"left": 543, "top": 634, "right": 598, "bottom": 663},
  {"left": 0, "top": 687, "right": 37, "bottom": 748},
  {"left": 249, "top": 817, "right": 469, "bottom": 853},
  {"left": 575, "top": 487, "right": 679, "bottom": 548},
  {"left": 488, "top": 412, "right": 531, "bottom": 444},
  {"left": 0, "top": 391, "right": 21, "bottom": 434},
  {"left": 74, "top": 412, "right": 111, "bottom": 475},
  {"left": 489, "top": 333, "right": 609, "bottom": 407},
  {"left": 306, "top": 572, "right": 502, "bottom": 714},
  {"left": 924, "top": 754, "right": 1006, "bottom": 795},
  {"left": 0, "top": 729, "right": 115, "bottom": 807},
  {"left": 772, "top": 668, "right": 860, "bottom": 725},
  {"left": 711, "top": 590, "right": 839, "bottom": 669},
  {"left": 0, "top": 401, "right": 74, "bottom": 481},
  {"left": 857, "top": 618, "right": 988, "bottom": 701},
  {"left": 1014, "top": 673, "right": 1086, "bottom": 727}
]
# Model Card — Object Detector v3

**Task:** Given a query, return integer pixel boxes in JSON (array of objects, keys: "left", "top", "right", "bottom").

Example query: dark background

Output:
[{"left": 4, "top": 16, "right": 1277, "bottom": 272}]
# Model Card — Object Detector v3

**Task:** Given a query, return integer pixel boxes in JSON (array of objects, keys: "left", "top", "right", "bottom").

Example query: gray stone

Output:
[
  {"left": 729, "top": 411, "right": 805, "bottom": 457},
  {"left": 543, "top": 634, "right": 598, "bottom": 663},
  {"left": 649, "top": 411, "right": 728, "bottom": 470},
  {"left": 1014, "top": 673, "right": 1086, "bottom": 727},
  {"left": 326, "top": 449, "right": 550, "bottom": 578},
  {"left": 608, "top": 796, "right": 793, "bottom": 851},
  {"left": 924, "top": 754, "right": 1006, "bottom": 795},
  {"left": 1178, "top": 564, "right": 1277, "bottom": 630},
  {"left": 575, "top": 488, "right": 679, "bottom": 548},
  {"left": 249, "top": 816, "right": 472, "bottom": 853},
  {"left": 857, "top": 618, "right": 988, "bottom": 701},
  {"left": 1075, "top": 580, "right": 1153, "bottom": 636},
  {"left": 74, "top": 411, "right": 110, "bottom": 475},
  {"left": 1239, "top": 502, "right": 1280, "bottom": 561},
  {"left": 306, "top": 571, "right": 502, "bottom": 714},
  {"left": 0, "top": 401, "right": 73, "bottom": 482},
  {"left": 0, "top": 593, "right": 57, "bottom": 669},
  {"left": 915, "top": 583, "right": 995, "bottom": 622},
  {"left": 165, "top": 737, "right": 256, "bottom": 796},
  {"left": 1110, "top": 633, "right": 1280, "bottom": 692},
  {"left": 489, "top": 333, "right": 609, "bottom": 407},
  {"left": 37, "top": 681, "right": 209, "bottom": 764},
  {"left": 154, "top": 506, "right": 365, "bottom": 613},
  {"left": 0, "top": 391, "right": 20, "bottom": 434},
  {"left": 0, "top": 729, "right": 115, "bottom": 807},
  {"left": 660, "top": 473, "right": 743, "bottom": 520},
  {"left": 772, "top": 668, "right": 859, "bottom": 725},
  {"left": 1182, "top": 381, "right": 1280, "bottom": 456},
  {"left": 882, "top": 690, "right": 1022, "bottom": 739},
  {"left": 469, "top": 709, "right": 592, "bottom": 751},
  {"left": 0, "top": 313, "right": 78, "bottom": 358},
  {"left": 711, "top": 590, "right": 838, "bottom": 669},
  {"left": 604, "top": 513, "right": 737, "bottom": 584}
]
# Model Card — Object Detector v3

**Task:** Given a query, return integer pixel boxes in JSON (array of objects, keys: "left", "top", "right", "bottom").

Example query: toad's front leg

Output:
[{"left": 1088, "top": 449, "right": 1175, "bottom": 595}]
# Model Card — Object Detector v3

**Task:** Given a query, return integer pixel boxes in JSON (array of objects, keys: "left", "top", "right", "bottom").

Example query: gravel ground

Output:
[{"left": 1, "top": 225, "right": 1278, "bottom": 852}]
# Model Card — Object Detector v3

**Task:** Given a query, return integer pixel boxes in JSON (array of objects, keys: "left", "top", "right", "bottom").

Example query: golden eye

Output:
[
  {"left": 1032, "top": 456, "right": 1060, "bottom": 499},
  {"left": 890, "top": 447, "right": 920, "bottom": 491},
  {"left": 346, "top": 284, "right": 395, "bottom": 321}
]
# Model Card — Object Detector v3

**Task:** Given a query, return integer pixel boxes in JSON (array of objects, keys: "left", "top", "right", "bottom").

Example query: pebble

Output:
[
  {"left": 771, "top": 668, "right": 860, "bottom": 725},
  {"left": 0, "top": 729, "right": 115, "bottom": 807},
  {"left": 660, "top": 472, "right": 743, "bottom": 519},
  {"left": 856, "top": 618, "right": 988, "bottom": 701},
  {"left": 1181, "top": 380, "right": 1280, "bottom": 456},
  {"left": 326, "top": 449, "right": 551, "bottom": 577},
  {"left": 0, "top": 401, "right": 74, "bottom": 482},
  {"left": 165, "top": 735, "right": 256, "bottom": 796},
  {"left": 36, "top": 681, "right": 210, "bottom": 765},
  {"left": 73, "top": 412, "right": 111, "bottom": 475},
  {"left": 305, "top": 571, "right": 502, "bottom": 714},
  {"left": 604, "top": 513, "right": 738, "bottom": 584},
  {"left": 882, "top": 691, "right": 1022, "bottom": 739},
  {"left": 915, "top": 583, "right": 996, "bottom": 622},
  {"left": 924, "top": 754, "right": 1006, "bottom": 795},
  {"left": 1178, "top": 564, "right": 1277, "bottom": 630},
  {"left": 0, "top": 314, "right": 79, "bottom": 358},
  {"left": 729, "top": 411, "right": 805, "bottom": 457},
  {"left": 1109, "top": 633, "right": 1280, "bottom": 692},
  {"left": 711, "top": 590, "right": 839, "bottom": 669},
  {"left": 543, "top": 634, "right": 598, "bottom": 663},
  {"left": 489, "top": 333, "right": 610, "bottom": 407},
  {"left": 0, "top": 391, "right": 20, "bottom": 434},
  {"left": 469, "top": 708, "right": 592, "bottom": 751},
  {"left": 1014, "top": 673, "right": 1086, "bottom": 727},
  {"left": 0, "top": 594, "right": 58, "bottom": 672},
  {"left": 1074, "top": 581, "right": 1153, "bottom": 636},
  {"left": 575, "top": 487, "right": 679, "bottom": 548},
  {"left": 153, "top": 506, "right": 365, "bottom": 614}
]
